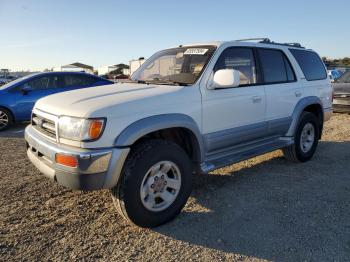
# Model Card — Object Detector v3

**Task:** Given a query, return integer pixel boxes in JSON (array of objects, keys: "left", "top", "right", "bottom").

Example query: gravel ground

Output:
[{"left": 1, "top": 114, "right": 350, "bottom": 261}]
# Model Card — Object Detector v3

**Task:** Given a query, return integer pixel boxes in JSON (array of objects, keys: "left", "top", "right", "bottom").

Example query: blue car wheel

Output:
[{"left": 0, "top": 108, "right": 13, "bottom": 131}]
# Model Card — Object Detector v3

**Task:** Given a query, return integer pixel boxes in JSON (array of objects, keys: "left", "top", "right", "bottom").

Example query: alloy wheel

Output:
[{"left": 140, "top": 161, "right": 182, "bottom": 212}]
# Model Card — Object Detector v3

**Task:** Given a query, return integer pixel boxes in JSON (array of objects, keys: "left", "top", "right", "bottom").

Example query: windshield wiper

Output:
[
  {"left": 125, "top": 79, "right": 151, "bottom": 85},
  {"left": 130, "top": 78, "right": 190, "bottom": 86},
  {"left": 149, "top": 79, "right": 190, "bottom": 86}
]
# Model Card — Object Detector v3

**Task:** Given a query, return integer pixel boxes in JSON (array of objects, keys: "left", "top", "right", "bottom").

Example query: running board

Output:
[{"left": 200, "top": 137, "right": 293, "bottom": 173}]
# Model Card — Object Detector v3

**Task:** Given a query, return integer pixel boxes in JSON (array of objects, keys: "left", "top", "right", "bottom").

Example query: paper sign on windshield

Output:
[{"left": 184, "top": 48, "right": 208, "bottom": 55}]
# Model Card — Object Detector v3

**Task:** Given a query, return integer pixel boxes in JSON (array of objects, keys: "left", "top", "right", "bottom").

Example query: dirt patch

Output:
[{"left": 1, "top": 114, "right": 350, "bottom": 261}]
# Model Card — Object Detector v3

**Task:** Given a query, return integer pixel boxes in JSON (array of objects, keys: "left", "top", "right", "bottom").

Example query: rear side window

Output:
[
  {"left": 49, "top": 75, "right": 64, "bottom": 88},
  {"left": 258, "top": 49, "right": 296, "bottom": 84},
  {"left": 289, "top": 49, "right": 327, "bottom": 81},
  {"left": 63, "top": 75, "right": 97, "bottom": 88}
]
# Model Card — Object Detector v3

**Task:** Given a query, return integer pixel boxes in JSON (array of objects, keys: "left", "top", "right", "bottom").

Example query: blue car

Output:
[{"left": 0, "top": 72, "right": 113, "bottom": 130}]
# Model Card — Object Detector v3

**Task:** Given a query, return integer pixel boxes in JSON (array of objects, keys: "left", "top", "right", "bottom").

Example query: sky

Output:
[{"left": 0, "top": 0, "right": 349, "bottom": 71}]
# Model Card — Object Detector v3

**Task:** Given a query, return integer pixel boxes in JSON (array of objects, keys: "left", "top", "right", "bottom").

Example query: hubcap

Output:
[
  {"left": 300, "top": 123, "right": 315, "bottom": 153},
  {"left": 140, "top": 161, "right": 181, "bottom": 212},
  {"left": 0, "top": 110, "right": 9, "bottom": 128}
]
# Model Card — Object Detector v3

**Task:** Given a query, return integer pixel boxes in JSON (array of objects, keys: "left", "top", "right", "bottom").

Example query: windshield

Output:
[
  {"left": 131, "top": 45, "right": 216, "bottom": 85},
  {"left": 336, "top": 71, "right": 350, "bottom": 83},
  {"left": 0, "top": 74, "right": 35, "bottom": 90}
]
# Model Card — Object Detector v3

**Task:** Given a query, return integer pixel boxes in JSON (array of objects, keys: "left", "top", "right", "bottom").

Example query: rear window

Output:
[{"left": 289, "top": 49, "right": 327, "bottom": 81}]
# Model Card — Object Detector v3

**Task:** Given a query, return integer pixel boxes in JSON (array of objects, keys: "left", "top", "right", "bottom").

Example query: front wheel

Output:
[
  {"left": 283, "top": 112, "right": 320, "bottom": 162},
  {"left": 0, "top": 108, "right": 13, "bottom": 131},
  {"left": 111, "top": 139, "right": 193, "bottom": 228}
]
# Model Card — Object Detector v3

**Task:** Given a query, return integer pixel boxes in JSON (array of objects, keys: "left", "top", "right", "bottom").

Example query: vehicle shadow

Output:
[
  {"left": 0, "top": 123, "right": 28, "bottom": 138},
  {"left": 155, "top": 141, "right": 350, "bottom": 261}
]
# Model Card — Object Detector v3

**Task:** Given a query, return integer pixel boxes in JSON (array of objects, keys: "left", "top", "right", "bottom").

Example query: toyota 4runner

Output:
[{"left": 25, "top": 38, "right": 333, "bottom": 227}]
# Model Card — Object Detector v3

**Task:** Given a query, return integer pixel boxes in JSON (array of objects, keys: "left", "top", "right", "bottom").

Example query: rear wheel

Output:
[
  {"left": 283, "top": 112, "right": 320, "bottom": 162},
  {"left": 0, "top": 108, "right": 13, "bottom": 131},
  {"left": 111, "top": 139, "right": 193, "bottom": 228}
]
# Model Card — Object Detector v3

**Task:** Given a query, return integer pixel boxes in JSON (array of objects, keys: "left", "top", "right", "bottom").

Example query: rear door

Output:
[
  {"left": 289, "top": 49, "right": 331, "bottom": 110},
  {"left": 257, "top": 48, "right": 300, "bottom": 136},
  {"left": 62, "top": 74, "right": 101, "bottom": 90}
]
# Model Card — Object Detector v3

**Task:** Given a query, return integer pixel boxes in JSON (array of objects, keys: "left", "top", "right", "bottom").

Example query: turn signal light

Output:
[
  {"left": 56, "top": 153, "right": 78, "bottom": 168},
  {"left": 89, "top": 120, "right": 104, "bottom": 140}
]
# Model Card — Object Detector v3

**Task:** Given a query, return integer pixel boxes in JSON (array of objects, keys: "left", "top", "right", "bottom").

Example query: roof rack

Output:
[
  {"left": 236, "top": 38, "right": 271, "bottom": 42},
  {"left": 235, "top": 38, "right": 305, "bottom": 49}
]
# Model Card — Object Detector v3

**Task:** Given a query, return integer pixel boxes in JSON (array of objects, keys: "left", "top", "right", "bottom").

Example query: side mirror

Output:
[
  {"left": 21, "top": 85, "right": 32, "bottom": 95},
  {"left": 211, "top": 69, "right": 240, "bottom": 89}
]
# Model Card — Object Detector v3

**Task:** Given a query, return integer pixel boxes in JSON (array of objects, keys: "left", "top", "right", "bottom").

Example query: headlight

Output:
[{"left": 58, "top": 116, "right": 105, "bottom": 141}]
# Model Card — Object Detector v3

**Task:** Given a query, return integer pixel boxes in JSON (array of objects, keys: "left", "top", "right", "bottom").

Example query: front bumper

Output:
[
  {"left": 333, "top": 98, "right": 350, "bottom": 113},
  {"left": 25, "top": 125, "right": 130, "bottom": 190}
]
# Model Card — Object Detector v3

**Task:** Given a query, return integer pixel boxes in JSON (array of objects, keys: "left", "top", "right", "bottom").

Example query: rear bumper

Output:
[
  {"left": 25, "top": 125, "right": 130, "bottom": 190},
  {"left": 333, "top": 104, "right": 350, "bottom": 113},
  {"left": 333, "top": 98, "right": 350, "bottom": 113}
]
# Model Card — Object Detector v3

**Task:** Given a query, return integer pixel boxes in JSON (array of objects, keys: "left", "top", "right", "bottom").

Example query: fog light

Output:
[{"left": 56, "top": 153, "right": 78, "bottom": 168}]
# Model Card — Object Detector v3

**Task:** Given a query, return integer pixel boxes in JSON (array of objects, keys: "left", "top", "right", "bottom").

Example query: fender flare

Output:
[
  {"left": 114, "top": 114, "right": 205, "bottom": 162},
  {"left": 286, "top": 96, "right": 323, "bottom": 137}
]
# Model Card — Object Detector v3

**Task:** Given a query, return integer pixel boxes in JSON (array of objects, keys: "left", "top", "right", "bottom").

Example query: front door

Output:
[
  {"left": 14, "top": 75, "right": 64, "bottom": 120},
  {"left": 201, "top": 47, "right": 266, "bottom": 153}
]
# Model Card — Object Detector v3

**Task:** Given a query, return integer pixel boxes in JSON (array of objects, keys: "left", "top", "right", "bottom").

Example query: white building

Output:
[
  {"left": 129, "top": 58, "right": 146, "bottom": 76},
  {"left": 97, "top": 65, "right": 119, "bottom": 76}
]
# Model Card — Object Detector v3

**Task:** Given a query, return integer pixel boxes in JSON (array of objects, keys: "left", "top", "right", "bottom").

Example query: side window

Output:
[
  {"left": 289, "top": 49, "right": 327, "bottom": 81},
  {"left": 25, "top": 77, "right": 50, "bottom": 90},
  {"left": 63, "top": 75, "right": 96, "bottom": 88},
  {"left": 258, "top": 49, "right": 295, "bottom": 84},
  {"left": 214, "top": 47, "right": 257, "bottom": 86},
  {"left": 283, "top": 56, "right": 296, "bottom": 82},
  {"left": 87, "top": 76, "right": 99, "bottom": 85},
  {"left": 48, "top": 75, "right": 64, "bottom": 88}
]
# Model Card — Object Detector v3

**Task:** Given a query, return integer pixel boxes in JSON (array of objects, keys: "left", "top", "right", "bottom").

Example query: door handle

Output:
[
  {"left": 295, "top": 91, "right": 302, "bottom": 97},
  {"left": 251, "top": 96, "right": 262, "bottom": 103}
]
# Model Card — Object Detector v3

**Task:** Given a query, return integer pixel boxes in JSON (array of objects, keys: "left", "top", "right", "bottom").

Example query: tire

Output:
[
  {"left": 111, "top": 139, "right": 193, "bottom": 228},
  {"left": 283, "top": 112, "right": 320, "bottom": 162},
  {"left": 0, "top": 108, "right": 13, "bottom": 131}
]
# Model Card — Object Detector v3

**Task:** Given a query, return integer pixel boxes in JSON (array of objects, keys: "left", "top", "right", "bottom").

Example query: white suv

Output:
[{"left": 25, "top": 38, "right": 333, "bottom": 227}]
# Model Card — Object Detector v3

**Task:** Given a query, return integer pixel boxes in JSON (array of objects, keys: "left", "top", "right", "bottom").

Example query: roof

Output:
[
  {"left": 176, "top": 38, "right": 306, "bottom": 50},
  {"left": 62, "top": 62, "right": 93, "bottom": 70}
]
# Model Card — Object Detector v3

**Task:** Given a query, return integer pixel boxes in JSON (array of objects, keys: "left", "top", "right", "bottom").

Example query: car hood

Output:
[
  {"left": 34, "top": 82, "right": 185, "bottom": 118},
  {"left": 333, "top": 83, "right": 350, "bottom": 95}
]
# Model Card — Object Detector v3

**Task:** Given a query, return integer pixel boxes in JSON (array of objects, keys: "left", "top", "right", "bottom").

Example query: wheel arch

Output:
[
  {"left": 114, "top": 114, "right": 205, "bottom": 163},
  {"left": 286, "top": 96, "right": 324, "bottom": 137}
]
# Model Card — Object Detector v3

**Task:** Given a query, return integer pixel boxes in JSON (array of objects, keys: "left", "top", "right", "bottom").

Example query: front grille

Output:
[{"left": 32, "top": 113, "right": 56, "bottom": 139}]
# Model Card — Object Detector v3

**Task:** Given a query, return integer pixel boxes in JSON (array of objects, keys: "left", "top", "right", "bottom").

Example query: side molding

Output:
[
  {"left": 114, "top": 114, "right": 205, "bottom": 161},
  {"left": 286, "top": 96, "right": 323, "bottom": 137}
]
